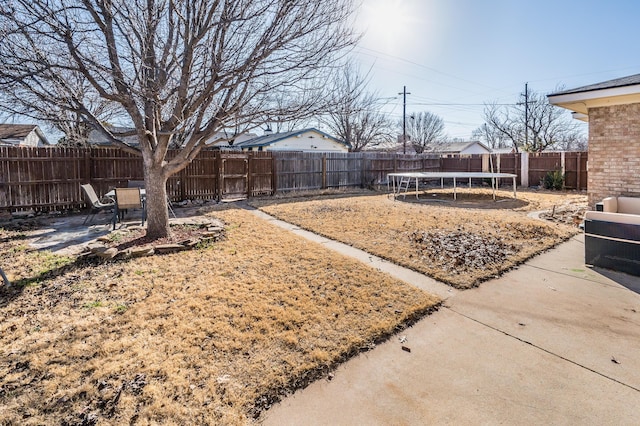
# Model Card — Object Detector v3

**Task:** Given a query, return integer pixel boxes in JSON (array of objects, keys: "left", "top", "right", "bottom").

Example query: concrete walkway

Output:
[{"left": 253, "top": 209, "right": 640, "bottom": 424}]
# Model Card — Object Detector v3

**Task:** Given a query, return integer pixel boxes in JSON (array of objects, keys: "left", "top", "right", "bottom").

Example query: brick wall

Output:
[{"left": 588, "top": 103, "right": 640, "bottom": 208}]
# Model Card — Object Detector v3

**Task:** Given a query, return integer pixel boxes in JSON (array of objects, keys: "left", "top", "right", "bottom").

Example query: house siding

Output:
[
  {"left": 241, "top": 130, "right": 347, "bottom": 152},
  {"left": 460, "top": 145, "right": 490, "bottom": 155},
  {"left": 23, "top": 130, "right": 42, "bottom": 147},
  {"left": 588, "top": 103, "right": 640, "bottom": 207}
]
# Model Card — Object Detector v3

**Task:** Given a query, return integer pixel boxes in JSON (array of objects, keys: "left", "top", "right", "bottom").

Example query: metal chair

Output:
[
  {"left": 113, "top": 187, "right": 146, "bottom": 230},
  {"left": 80, "top": 183, "right": 115, "bottom": 225},
  {"left": 127, "top": 180, "right": 145, "bottom": 189}
]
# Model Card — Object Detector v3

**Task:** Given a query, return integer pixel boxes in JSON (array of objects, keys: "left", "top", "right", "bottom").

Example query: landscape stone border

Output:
[{"left": 79, "top": 223, "right": 225, "bottom": 260}]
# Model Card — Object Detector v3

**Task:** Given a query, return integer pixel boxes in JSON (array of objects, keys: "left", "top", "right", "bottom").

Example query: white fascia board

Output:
[
  {"left": 571, "top": 112, "right": 589, "bottom": 122},
  {"left": 549, "top": 84, "right": 640, "bottom": 114}
]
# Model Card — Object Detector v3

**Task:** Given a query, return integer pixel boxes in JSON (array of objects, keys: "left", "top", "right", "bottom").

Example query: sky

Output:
[
  {"left": 5, "top": 0, "right": 640, "bottom": 143},
  {"left": 351, "top": 0, "right": 640, "bottom": 140}
]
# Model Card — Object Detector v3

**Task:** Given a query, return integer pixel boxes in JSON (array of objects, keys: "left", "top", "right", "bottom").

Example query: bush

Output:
[{"left": 542, "top": 170, "right": 564, "bottom": 190}]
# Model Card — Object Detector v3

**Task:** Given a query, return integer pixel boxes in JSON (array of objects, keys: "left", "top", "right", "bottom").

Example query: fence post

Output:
[
  {"left": 217, "top": 153, "right": 223, "bottom": 201},
  {"left": 84, "top": 148, "right": 92, "bottom": 185},
  {"left": 520, "top": 152, "right": 529, "bottom": 187},
  {"left": 179, "top": 167, "right": 186, "bottom": 201},
  {"left": 561, "top": 151, "right": 566, "bottom": 189},
  {"left": 576, "top": 152, "right": 582, "bottom": 190},
  {"left": 321, "top": 154, "right": 327, "bottom": 189},
  {"left": 247, "top": 152, "right": 253, "bottom": 198},
  {"left": 271, "top": 153, "right": 277, "bottom": 195}
]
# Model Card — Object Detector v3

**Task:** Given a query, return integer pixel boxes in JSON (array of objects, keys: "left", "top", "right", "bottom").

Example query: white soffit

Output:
[{"left": 549, "top": 84, "right": 640, "bottom": 115}]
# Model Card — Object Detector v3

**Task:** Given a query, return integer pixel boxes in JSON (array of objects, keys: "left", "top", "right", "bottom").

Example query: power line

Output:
[
  {"left": 354, "top": 46, "right": 498, "bottom": 91},
  {"left": 410, "top": 102, "right": 515, "bottom": 106}
]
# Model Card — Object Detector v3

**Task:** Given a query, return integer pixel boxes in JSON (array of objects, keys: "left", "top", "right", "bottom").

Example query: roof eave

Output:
[{"left": 548, "top": 84, "right": 640, "bottom": 115}]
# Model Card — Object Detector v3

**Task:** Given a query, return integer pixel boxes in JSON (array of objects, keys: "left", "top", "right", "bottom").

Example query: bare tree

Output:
[
  {"left": 405, "top": 111, "right": 445, "bottom": 154},
  {"left": 472, "top": 123, "right": 510, "bottom": 150},
  {"left": 554, "top": 132, "right": 588, "bottom": 151},
  {"left": 0, "top": 70, "right": 120, "bottom": 146},
  {"left": 483, "top": 86, "right": 584, "bottom": 153},
  {"left": 323, "top": 62, "right": 393, "bottom": 152},
  {"left": 0, "top": 0, "right": 357, "bottom": 238}
]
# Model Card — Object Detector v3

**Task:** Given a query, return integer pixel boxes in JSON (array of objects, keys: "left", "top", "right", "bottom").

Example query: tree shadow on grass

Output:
[
  {"left": 0, "top": 256, "right": 104, "bottom": 309},
  {"left": 248, "top": 188, "right": 388, "bottom": 208}
]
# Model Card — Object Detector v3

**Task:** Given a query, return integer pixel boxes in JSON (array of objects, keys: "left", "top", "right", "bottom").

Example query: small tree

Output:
[
  {"left": 0, "top": 0, "right": 357, "bottom": 239},
  {"left": 323, "top": 62, "right": 393, "bottom": 151},
  {"left": 406, "top": 111, "right": 446, "bottom": 153}
]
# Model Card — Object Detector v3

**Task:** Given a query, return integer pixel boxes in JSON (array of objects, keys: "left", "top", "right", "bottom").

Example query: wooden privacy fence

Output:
[
  {"left": 440, "top": 152, "right": 587, "bottom": 190},
  {"left": 273, "top": 152, "right": 439, "bottom": 192},
  {"left": 0, "top": 147, "right": 274, "bottom": 212},
  {"left": 0, "top": 146, "right": 587, "bottom": 212}
]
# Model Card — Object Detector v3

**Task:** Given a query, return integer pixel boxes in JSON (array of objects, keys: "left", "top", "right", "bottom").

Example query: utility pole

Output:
[
  {"left": 524, "top": 82, "right": 529, "bottom": 150},
  {"left": 398, "top": 86, "right": 411, "bottom": 154},
  {"left": 517, "top": 82, "right": 533, "bottom": 152}
]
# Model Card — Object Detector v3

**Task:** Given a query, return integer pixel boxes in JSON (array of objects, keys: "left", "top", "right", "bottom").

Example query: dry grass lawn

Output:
[
  {"left": 252, "top": 188, "right": 584, "bottom": 288},
  {"left": 0, "top": 205, "right": 438, "bottom": 425}
]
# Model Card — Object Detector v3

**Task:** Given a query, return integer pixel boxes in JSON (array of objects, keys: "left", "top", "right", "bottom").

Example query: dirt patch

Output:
[{"left": 409, "top": 229, "right": 518, "bottom": 273}]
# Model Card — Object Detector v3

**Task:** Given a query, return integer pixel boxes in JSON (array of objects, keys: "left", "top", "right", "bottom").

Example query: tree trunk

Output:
[{"left": 144, "top": 166, "right": 170, "bottom": 240}]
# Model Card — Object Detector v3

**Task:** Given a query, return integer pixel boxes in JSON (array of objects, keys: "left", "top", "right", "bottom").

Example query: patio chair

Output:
[
  {"left": 127, "top": 180, "right": 145, "bottom": 189},
  {"left": 129, "top": 179, "right": 176, "bottom": 218},
  {"left": 81, "top": 183, "right": 115, "bottom": 225},
  {"left": 113, "top": 187, "right": 146, "bottom": 230}
]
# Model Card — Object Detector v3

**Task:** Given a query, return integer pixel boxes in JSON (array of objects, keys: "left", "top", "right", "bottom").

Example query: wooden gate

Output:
[{"left": 219, "top": 153, "right": 249, "bottom": 199}]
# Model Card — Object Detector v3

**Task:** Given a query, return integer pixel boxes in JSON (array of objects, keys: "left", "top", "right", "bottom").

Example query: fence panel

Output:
[
  {"left": 494, "top": 153, "right": 521, "bottom": 186},
  {"left": 167, "top": 149, "right": 219, "bottom": 201},
  {"left": 362, "top": 153, "right": 395, "bottom": 186},
  {"left": 325, "top": 152, "right": 363, "bottom": 188},
  {"left": 563, "top": 152, "right": 588, "bottom": 190},
  {"left": 89, "top": 147, "right": 144, "bottom": 197},
  {"left": 529, "top": 152, "right": 562, "bottom": 188},
  {"left": 440, "top": 155, "right": 483, "bottom": 173},
  {"left": 248, "top": 152, "right": 274, "bottom": 196},
  {"left": 273, "top": 152, "right": 323, "bottom": 191},
  {"left": 395, "top": 154, "right": 433, "bottom": 173},
  {"left": 0, "top": 146, "right": 85, "bottom": 211}
]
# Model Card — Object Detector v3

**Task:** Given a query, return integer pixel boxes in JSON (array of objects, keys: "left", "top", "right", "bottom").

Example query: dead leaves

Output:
[{"left": 408, "top": 229, "right": 518, "bottom": 274}]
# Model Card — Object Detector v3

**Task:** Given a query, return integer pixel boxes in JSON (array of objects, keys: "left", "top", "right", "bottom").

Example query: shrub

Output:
[{"left": 542, "top": 170, "right": 564, "bottom": 190}]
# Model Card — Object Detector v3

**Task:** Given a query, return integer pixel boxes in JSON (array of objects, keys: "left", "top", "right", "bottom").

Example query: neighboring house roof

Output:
[
  {"left": 208, "top": 131, "right": 258, "bottom": 148},
  {"left": 89, "top": 127, "right": 258, "bottom": 148},
  {"left": 233, "top": 128, "right": 348, "bottom": 149},
  {"left": 491, "top": 147, "right": 517, "bottom": 154},
  {"left": 436, "top": 141, "right": 490, "bottom": 154},
  {"left": 548, "top": 73, "right": 640, "bottom": 120},
  {"left": 88, "top": 126, "right": 138, "bottom": 146},
  {"left": 0, "top": 124, "right": 50, "bottom": 146}
]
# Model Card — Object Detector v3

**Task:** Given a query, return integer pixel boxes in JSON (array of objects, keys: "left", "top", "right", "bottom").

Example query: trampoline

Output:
[{"left": 388, "top": 172, "right": 517, "bottom": 201}]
